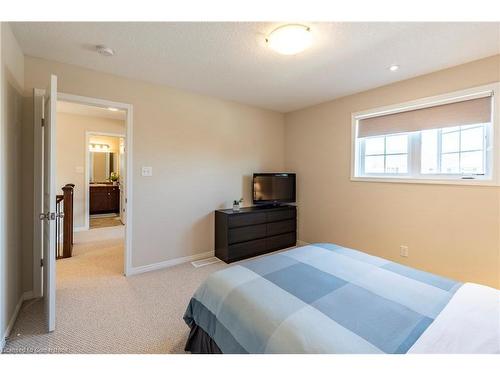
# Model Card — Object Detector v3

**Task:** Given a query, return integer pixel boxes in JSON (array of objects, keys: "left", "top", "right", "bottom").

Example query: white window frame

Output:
[
  {"left": 359, "top": 133, "right": 411, "bottom": 177},
  {"left": 419, "top": 124, "right": 490, "bottom": 177},
  {"left": 351, "top": 83, "right": 500, "bottom": 186}
]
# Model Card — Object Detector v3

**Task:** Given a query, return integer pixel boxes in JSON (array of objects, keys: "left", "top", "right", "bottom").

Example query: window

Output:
[
  {"left": 363, "top": 134, "right": 409, "bottom": 174},
  {"left": 421, "top": 125, "right": 487, "bottom": 175},
  {"left": 352, "top": 85, "right": 497, "bottom": 184}
]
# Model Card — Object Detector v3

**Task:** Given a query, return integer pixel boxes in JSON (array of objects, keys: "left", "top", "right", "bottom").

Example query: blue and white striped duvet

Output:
[{"left": 184, "top": 243, "right": 462, "bottom": 353}]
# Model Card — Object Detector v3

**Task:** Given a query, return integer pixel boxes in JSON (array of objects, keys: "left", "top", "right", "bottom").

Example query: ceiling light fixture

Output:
[
  {"left": 96, "top": 45, "right": 115, "bottom": 57},
  {"left": 89, "top": 143, "right": 110, "bottom": 152},
  {"left": 266, "top": 24, "right": 312, "bottom": 55},
  {"left": 389, "top": 64, "right": 400, "bottom": 72},
  {"left": 107, "top": 107, "right": 119, "bottom": 112}
]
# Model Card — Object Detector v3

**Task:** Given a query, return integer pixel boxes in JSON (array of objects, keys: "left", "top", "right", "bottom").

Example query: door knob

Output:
[{"left": 39, "top": 212, "right": 56, "bottom": 221}]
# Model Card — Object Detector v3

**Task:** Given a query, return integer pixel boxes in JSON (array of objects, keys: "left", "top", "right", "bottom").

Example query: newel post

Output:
[{"left": 62, "top": 184, "right": 75, "bottom": 258}]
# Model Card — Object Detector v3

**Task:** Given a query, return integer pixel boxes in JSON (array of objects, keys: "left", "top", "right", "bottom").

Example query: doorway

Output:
[
  {"left": 55, "top": 94, "right": 132, "bottom": 275},
  {"left": 33, "top": 89, "right": 134, "bottom": 333},
  {"left": 86, "top": 132, "right": 126, "bottom": 230}
]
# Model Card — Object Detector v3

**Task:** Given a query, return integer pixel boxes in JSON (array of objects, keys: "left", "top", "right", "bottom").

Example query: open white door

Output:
[{"left": 40, "top": 74, "right": 58, "bottom": 332}]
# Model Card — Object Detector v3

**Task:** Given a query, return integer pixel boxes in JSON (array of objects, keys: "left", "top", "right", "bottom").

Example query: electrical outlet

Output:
[{"left": 400, "top": 245, "right": 409, "bottom": 257}]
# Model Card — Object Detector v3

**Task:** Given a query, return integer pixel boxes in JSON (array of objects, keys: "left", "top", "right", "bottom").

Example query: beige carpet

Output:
[{"left": 3, "top": 226, "right": 227, "bottom": 354}]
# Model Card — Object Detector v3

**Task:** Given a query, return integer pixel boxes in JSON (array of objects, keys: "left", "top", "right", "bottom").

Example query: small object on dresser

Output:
[{"left": 232, "top": 198, "right": 243, "bottom": 212}]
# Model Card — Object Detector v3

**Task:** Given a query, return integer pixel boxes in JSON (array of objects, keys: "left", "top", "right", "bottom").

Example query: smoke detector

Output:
[{"left": 96, "top": 45, "right": 115, "bottom": 57}]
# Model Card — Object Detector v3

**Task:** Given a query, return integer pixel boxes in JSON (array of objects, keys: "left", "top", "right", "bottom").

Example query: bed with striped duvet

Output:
[{"left": 183, "top": 243, "right": 499, "bottom": 353}]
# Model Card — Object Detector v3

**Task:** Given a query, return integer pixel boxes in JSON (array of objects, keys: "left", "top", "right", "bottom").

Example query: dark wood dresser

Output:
[
  {"left": 215, "top": 205, "right": 297, "bottom": 263},
  {"left": 89, "top": 185, "right": 120, "bottom": 215}
]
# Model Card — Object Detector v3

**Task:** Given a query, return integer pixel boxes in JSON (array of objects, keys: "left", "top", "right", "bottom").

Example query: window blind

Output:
[{"left": 357, "top": 95, "right": 492, "bottom": 138}]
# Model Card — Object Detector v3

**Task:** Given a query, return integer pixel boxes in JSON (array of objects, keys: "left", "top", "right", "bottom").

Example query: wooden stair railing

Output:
[
  {"left": 56, "top": 194, "right": 64, "bottom": 259},
  {"left": 55, "top": 184, "right": 75, "bottom": 259}
]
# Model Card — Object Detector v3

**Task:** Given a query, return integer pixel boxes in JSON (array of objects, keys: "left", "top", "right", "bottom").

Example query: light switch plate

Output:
[{"left": 141, "top": 166, "right": 153, "bottom": 177}]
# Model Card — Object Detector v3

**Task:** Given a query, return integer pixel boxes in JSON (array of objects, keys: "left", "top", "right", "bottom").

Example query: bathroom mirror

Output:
[{"left": 89, "top": 152, "right": 117, "bottom": 183}]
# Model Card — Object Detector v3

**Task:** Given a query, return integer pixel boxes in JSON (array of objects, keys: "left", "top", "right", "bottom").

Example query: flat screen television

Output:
[{"left": 253, "top": 173, "right": 296, "bottom": 205}]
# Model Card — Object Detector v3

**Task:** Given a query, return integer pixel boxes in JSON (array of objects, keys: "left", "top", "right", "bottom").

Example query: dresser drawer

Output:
[
  {"left": 227, "top": 238, "right": 267, "bottom": 262},
  {"left": 267, "top": 219, "right": 296, "bottom": 237},
  {"left": 266, "top": 208, "right": 296, "bottom": 222},
  {"left": 228, "top": 224, "right": 267, "bottom": 244},
  {"left": 266, "top": 232, "right": 296, "bottom": 251},
  {"left": 228, "top": 212, "right": 267, "bottom": 228}
]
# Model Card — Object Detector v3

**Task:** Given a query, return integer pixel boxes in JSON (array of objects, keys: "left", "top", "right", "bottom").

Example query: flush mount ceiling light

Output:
[
  {"left": 96, "top": 45, "right": 115, "bottom": 57},
  {"left": 389, "top": 64, "right": 400, "bottom": 72},
  {"left": 265, "top": 24, "right": 312, "bottom": 55}
]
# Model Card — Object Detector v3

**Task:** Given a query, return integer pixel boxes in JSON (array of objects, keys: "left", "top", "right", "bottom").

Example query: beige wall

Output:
[
  {"left": 0, "top": 22, "right": 25, "bottom": 344},
  {"left": 23, "top": 56, "right": 286, "bottom": 275},
  {"left": 285, "top": 55, "right": 500, "bottom": 288},
  {"left": 56, "top": 112, "right": 125, "bottom": 228}
]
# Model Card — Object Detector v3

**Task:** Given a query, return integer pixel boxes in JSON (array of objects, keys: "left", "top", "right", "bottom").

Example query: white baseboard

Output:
[
  {"left": 128, "top": 251, "right": 215, "bottom": 276},
  {"left": 1, "top": 290, "right": 33, "bottom": 351},
  {"left": 128, "top": 243, "right": 312, "bottom": 277},
  {"left": 23, "top": 291, "right": 34, "bottom": 301}
]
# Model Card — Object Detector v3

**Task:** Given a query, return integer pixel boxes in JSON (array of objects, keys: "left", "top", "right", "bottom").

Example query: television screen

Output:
[{"left": 253, "top": 173, "right": 296, "bottom": 204}]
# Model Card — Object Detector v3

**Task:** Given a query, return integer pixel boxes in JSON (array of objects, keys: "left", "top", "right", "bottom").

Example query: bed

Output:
[{"left": 183, "top": 243, "right": 500, "bottom": 354}]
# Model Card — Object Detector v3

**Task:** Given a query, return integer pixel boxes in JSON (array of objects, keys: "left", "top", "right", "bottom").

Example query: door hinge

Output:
[
  {"left": 40, "top": 258, "right": 44, "bottom": 267},
  {"left": 41, "top": 118, "right": 45, "bottom": 127}
]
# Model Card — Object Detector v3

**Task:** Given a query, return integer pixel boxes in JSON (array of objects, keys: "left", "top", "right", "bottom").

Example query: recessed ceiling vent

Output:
[{"left": 96, "top": 45, "right": 115, "bottom": 57}]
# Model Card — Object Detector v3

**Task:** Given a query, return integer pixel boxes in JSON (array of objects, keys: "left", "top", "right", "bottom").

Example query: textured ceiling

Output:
[{"left": 12, "top": 22, "right": 500, "bottom": 112}]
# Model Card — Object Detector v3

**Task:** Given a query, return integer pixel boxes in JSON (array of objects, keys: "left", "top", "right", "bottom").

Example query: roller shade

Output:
[{"left": 357, "top": 95, "right": 492, "bottom": 138}]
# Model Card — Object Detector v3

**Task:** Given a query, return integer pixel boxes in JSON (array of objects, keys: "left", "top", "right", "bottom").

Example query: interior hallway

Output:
[{"left": 3, "top": 226, "right": 226, "bottom": 353}]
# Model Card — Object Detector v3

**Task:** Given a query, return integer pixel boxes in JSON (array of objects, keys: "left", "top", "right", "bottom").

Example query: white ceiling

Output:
[
  {"left": 57, "top": 101, "right": 126, "bottom": 120},
  {"left": 12, "top": 22, "right": 500, "bottom": 112}
]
